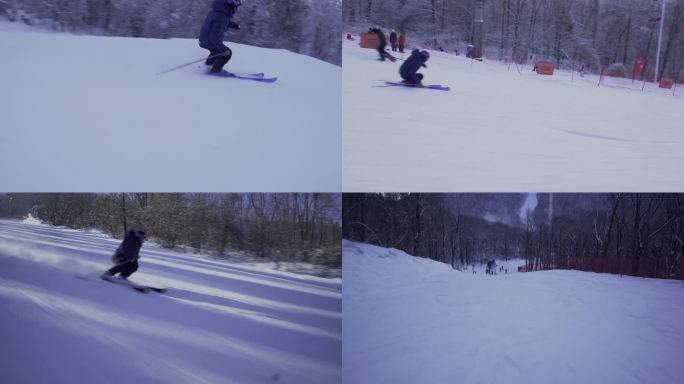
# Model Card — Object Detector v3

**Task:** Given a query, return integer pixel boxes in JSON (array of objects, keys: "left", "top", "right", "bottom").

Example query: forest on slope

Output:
[
  {"left": 343, "top": 193, "right": 684, "bottom": 279},
  {"left": 1, "top": 0, "right": 342, "bottom": 65},
  {"left": 0, "top": 193, "right": 342, "bottom": 269},
  {"left": 344, "top": 0, "right": 684, "bottom": 78}
]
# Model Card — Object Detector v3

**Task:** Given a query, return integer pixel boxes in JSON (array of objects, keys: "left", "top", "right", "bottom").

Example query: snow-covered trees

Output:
[
  {"left": 0, "top": 193, "right": 341, "bottom": 268},
  {"left": 1, "top": 0, "right": 341, "bottom": 65},
  {"left": 343, "top": 193, "right": 524, "bottom": 268},
  {"left": 343, "top": 0, "right": 684, "bottom": 78},
  {"left": 342, "top": 193, "right": 684, "bottom": 280}
]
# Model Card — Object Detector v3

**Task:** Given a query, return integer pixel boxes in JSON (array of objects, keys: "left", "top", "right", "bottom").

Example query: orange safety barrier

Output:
[
  {"left": 659, "top": 77, "right": 674, "bottom": 89},
  {"left": 536, "top": 62, "right": 554, "bottom": 75},
  {"left": 360, "top": 33, "right": 380, "bottom": 49}
]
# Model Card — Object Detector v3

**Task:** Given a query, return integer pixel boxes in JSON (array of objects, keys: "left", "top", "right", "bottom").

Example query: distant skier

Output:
[
  {"left": 369, "top": 27, "right": 389, "bottom": 61},
  {"left": 486, "top": 260, "right": 492, "bottom": 275},
  {"left": 101, "top": 229, "right": 147, "bottom": 280},
  {"left": 389, "top": 30, "right": 398, "bottom": 52},
  {"left": 399, "top": 49, "right": 430, "bottom": 85},
  {"left": 199, "top": 0, "right": 242, "bottom": 74}
]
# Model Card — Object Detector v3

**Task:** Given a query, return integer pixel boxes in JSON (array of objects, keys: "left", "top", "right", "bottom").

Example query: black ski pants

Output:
[
  {"left": 107, "top": 260, "right": 139, "bottom": 278},
  {"left": 206, "top": 47, "right": 232, "bottom": 73}
]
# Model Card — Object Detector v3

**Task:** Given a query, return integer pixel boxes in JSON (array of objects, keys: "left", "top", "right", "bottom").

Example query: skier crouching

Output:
[
  {"left": 101, "top": 229, "right": 147, "bottom": 280},
  {"left": 199, "top": 0, "right": 242, "bottom": 74},
  {"left": 400, "top": 49, "right": 430, "bottom": 85}
]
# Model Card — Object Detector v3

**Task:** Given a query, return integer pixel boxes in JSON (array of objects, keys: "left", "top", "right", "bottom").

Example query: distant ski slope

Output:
[
  {"left": 0, "top": 21, "right": 341, "bottom": 192},
  {"left": 343, "top": 240, "right": 684, "bottom": 384},
  {"left": 342, "top": 38, "right": 684, "bottom": 192},
  {"left": 0, "top": 219, "right": 341, "bottom": 384}
]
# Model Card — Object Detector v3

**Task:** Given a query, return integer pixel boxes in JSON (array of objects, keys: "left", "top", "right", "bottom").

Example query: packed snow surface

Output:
[
  {"left": 0, "top": 219, "right": 341, "bottom": 384},
  {"left": 342, "top": 39, "right": 684, "bottom": 191},
  {"left": 0, "top": 21, "right": 341, "bottom": 191},
  {"left": 343, "top": 240, "right": 684, "bottom": 384}
]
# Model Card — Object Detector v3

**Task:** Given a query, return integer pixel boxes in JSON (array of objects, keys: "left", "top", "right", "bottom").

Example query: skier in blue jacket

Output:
[
  {"left": 199, "top": 0, "right": 242, "bottom": 74},
  {"left": 101, "top": 229, "right": 147, "bottom": 279},
  {"left": 399, "top": 49, "right": 430, "bottom": 85}
]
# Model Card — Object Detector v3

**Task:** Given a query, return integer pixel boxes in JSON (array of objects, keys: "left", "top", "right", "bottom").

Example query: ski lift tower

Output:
[
  {"left": 654, "top": 0, "right": 667, "bottom": 83},
  {"left": 473, "top": 0, "right": 484, "bottom": 59}
]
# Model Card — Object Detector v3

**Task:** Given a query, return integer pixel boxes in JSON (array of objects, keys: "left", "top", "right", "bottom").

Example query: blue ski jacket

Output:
[
  {"left": 199, "top": 0, "right": 240, "bottom": 51},
  {"left": 115, "top": 230, "right": 143, "bottom": 263},
  {"left": 400, "top": 49, "right": 428, "bottom": 79}
]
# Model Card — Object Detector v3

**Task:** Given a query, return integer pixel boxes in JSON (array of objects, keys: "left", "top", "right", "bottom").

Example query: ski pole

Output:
[{"left": 156, "top": 53, "right": 225, "bottom": 75}]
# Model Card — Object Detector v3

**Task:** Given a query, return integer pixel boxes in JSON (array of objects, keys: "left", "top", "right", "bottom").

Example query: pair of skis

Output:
[
  {"left": 101, "top": 274, "right": 166, "bottom": 294},
  {"left": 379, "top": 81, "right": 450, "bottom": 91},
  {"left": 157, "top": 55, "right": 277, "bottom": 83},
  {"left": 213, "top": 70, "right": 277, "bottom": 83}
]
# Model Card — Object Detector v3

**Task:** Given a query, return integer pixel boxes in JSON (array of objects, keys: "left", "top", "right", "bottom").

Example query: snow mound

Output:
[
  {"left": 343, "top": 240, "right": 684, "bottom": 384},
  {"left": 21, "top": 214, "right": 42, "bottom": 225}
]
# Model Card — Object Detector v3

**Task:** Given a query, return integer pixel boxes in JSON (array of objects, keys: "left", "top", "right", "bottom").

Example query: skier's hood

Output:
[{"left": 212, "top": 0, "right": 231, "bottom": 15}]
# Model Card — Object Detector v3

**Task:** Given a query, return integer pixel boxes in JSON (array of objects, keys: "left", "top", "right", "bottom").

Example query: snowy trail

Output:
[
  {"left": 343, "top": 241, "right": 684, "bottom": 384},
  {"left": 342, "top": 39, "right": 684, "bottom": 192},
  {"left": 0, "top": 21, "right": 340, "bottom": 192},
  {"left": 0, "top": 219, "right": 341, "bottom": 384}
]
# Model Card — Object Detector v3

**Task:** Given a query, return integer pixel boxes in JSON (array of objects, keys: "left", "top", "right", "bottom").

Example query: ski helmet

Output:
[
  {"left": 133, "top": 230, "right": 147, "bottom": 241},
  {"left": 420, "top": 50, "right": 430, "bottom": 60},
  {"left": 226, "top": 0, "right": 241, "bottom": 15}
]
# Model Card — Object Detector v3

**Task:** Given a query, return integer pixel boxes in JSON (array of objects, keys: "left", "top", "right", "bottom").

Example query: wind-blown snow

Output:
[
  {"left": 342, "top": 39, "right": 684, "bottom": 192},
  {"left": 0, "top": 21, "right": 340, "bottom": 192},
  {"left": 343, "top": 240, "right": 684, "bottom": 384},
  {"left": 0, "top": 219, "right": 341, "bottom": 384},
  {"left": 519, "top": 192, "right": 538, "bottom": 220}
]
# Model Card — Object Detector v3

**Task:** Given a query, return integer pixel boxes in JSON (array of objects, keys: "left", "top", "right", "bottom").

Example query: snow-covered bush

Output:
[{"left": 606, "top": 63, "right": 628, "bottom": 77}]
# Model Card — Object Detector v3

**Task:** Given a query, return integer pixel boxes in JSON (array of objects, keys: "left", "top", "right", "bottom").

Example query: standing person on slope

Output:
[
  {"left": 389, "top": 30, "right": 398, "bottom": 52},
  {"left": 199, "top": 0, "right": 242, "bottom": 74},
  {"left": 399, "top": 49, "right": 430, "bottom": 85},
  {"left": 101, "top": 229, "right": 147, "bottom": 280},
  {"left": 398, "top": 30, "right": 406, "bottom": 53}
]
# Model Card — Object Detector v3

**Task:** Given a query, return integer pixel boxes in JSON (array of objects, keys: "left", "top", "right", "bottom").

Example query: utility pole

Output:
[
  {"left": 654, "top": 0, "right": 666, "bottom": 83},
  {"left": 8, "top": 194, "right": 14, "bottom": 218},
  {"left": 548, "top": 193, "right": 553, "bottom": 231},
  {"left": 473, "top": 0, "right": 484, "bottom": 59}
]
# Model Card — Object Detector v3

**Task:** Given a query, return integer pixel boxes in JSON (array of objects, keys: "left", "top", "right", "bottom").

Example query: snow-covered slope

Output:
[
  {"left": 342, "top": 38, "right": 684, "bottom": 192},
  {"left": 343, "top": 240, "right": 684, "bottom": 384},
  {"left": 0, "top": 219, "right": 341, "bottom": 384},
  {"left": 0, "top": 21, "right": 340, "bottom": 191}
]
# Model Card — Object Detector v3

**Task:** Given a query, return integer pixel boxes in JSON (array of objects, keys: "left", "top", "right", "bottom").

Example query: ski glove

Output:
[{"left": 229, "top": 21, "right": 240, "bottom": 30}]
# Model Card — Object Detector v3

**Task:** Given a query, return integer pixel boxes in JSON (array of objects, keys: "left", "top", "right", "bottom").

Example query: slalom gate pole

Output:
[
  {"left": 571, "top": 61, "right": 575, "bottom": 83},
  {"left": 156, "top": 53, "right": 225, "bottom": 75}
]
